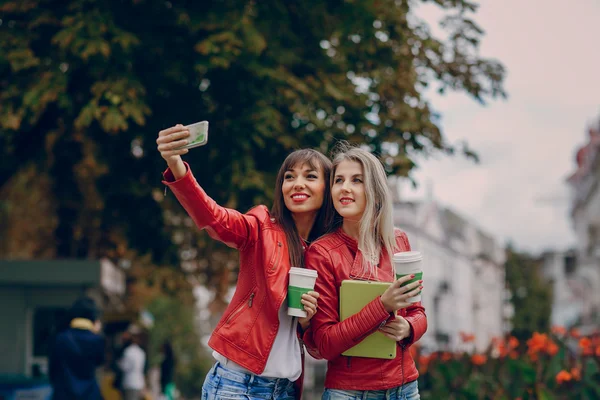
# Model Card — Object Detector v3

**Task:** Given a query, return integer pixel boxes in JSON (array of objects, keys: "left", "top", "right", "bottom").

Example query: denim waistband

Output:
[{"left": 211, "top": 362, "right": 294, "bottom": 388}]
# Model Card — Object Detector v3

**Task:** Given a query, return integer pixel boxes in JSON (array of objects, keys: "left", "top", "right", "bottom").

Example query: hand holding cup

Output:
[{"left": 380, "top": 275, "right": 423, "bottom": 313}]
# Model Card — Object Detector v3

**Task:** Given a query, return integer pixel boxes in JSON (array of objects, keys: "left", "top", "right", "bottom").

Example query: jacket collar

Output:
[
  {"left": 335, "top": 227, "right": 395, "bottom": 282},
  {"left": 70, "top": 318, "right": 95, "bottom": 331}
]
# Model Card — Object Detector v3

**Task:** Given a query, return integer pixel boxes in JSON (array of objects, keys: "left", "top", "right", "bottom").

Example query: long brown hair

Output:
[{"left": 271, "top": 149, "right": 334, "bottom": 268}]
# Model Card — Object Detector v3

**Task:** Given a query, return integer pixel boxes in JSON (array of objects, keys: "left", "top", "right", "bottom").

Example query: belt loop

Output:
[
  {"left": 247, "top": 373, "right": 255, "bottom": 387},
  {"left": 362, "top": 391, "right": 368, "bottom": 400},
  {"left": 212, "top": 362, "right": 220, "bottom": 377}
]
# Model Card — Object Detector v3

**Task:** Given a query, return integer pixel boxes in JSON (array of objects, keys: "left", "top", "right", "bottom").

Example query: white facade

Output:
[
  {"left": 541, "top": 251, "right": 584, "bottom": 328},
  {"left": 564, "top": 123, "right": 600, "bottom": 330},
  {"left": 391, "top": 190, "right": 506, "bottom": 353}
]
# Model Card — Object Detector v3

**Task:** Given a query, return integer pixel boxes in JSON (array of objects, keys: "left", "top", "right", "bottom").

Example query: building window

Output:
[{"left": 564, "top": 253, "right": 577, "bottom": 275}]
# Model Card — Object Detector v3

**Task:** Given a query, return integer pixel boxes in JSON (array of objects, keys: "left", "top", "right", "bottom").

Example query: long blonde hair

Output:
[{"left": 331, "top": 144, "right": 397, "bottom": 276}]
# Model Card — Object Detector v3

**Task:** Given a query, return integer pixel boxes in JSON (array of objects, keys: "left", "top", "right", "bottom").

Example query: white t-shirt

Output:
[
  {"left": 118, "top": 343, "right": 146, "bottom": 390},
  {"left": 213, "top": 302, "right": 302, "bottom": 381}
]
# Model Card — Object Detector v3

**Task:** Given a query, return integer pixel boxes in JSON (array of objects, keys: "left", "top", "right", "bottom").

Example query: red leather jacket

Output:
[
  {"left": 303, "top": 228, "right": 427, "bottom": 391},
  {"left": 163, "top": 165, "right": 306, "bottom": 396}
]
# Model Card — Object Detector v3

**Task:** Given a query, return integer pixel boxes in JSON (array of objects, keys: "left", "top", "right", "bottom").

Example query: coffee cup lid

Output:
[
  {"left": 392, "top": 251, "right": 423, "bottom": 263},
  {"left": 289, "top": 267, "right": 317, "bottom": 278}
]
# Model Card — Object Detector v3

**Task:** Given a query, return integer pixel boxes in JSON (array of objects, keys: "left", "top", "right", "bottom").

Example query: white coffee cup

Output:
[
  {"left": 392, "top": 251, "right": 423, "bottom": 303},
  {"left": 287, "top": 267, "right": 318, "bottom": 317}
]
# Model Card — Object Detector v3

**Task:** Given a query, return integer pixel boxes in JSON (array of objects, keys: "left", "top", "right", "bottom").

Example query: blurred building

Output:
[
  {"left": 0, "top": 259, "right": 125, "bottom": 380},
  {"left": 564, "top": 122, "right": 600, "bottom": 330},
  {"left": 540, "top": 250, "right": 583, "bottom": 328},
  {"left": 391, "top": 181, "right": 507, "bottom": 353}
]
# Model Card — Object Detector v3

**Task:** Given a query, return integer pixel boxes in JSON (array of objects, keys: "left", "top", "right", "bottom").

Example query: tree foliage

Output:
[
  {"left": 505, "top": 246, "right": 553, "bottom": 342},
  {"left": 0, "top": 0, "right": 506, "bottom": 295}
]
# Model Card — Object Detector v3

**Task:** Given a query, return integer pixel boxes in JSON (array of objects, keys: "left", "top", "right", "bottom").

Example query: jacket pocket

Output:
[{"left": 226, "top": 290, "right": 256, "bottom": 325}]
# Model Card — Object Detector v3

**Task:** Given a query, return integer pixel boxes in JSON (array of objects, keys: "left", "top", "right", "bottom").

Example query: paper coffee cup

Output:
[
  {"left": 392, "top": 251, "right": 423, "bottom": 303},
  {"left": 287, "top": 267, "right": 318, "bottom": 318}
]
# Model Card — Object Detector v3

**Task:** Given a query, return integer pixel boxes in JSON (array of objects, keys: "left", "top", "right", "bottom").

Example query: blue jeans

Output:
[
  {"left": 322, "top": 380, "right": 420, "bottom": 400},
  {"left": 202, "top": 362, "right": 296, "bottom": 400}
]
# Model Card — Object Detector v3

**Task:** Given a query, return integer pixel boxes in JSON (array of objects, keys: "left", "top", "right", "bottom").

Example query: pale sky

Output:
[{"left": 402, "top": 0, "right": 600, "bottom": 253}]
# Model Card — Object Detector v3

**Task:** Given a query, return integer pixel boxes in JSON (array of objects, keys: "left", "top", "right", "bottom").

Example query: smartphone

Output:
[{"left": 176, "top": 121, "right": 209, "bottom": 150}]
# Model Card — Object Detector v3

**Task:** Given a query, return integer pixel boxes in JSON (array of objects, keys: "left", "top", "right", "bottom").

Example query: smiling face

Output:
[
  {"left": 281, "top": 163, "right": 326, "bottom": 217},
  {"left": 332, "top": 160, "right": 366, "bottom": 222}
]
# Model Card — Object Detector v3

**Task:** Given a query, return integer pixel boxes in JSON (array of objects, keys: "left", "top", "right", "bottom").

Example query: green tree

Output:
[
  {"left": 505, "top": 246, "right": 553, "bottom": 341},
  {"left": 146, "top": 295, "right": 213, "bottom": 398},
  {"left": 0, "top": 0, "right": 506, "bottom": 294}
]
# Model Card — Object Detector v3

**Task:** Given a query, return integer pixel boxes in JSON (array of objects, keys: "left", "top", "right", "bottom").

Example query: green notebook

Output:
[{"left": 340, "top": 280, "right": 396, "bottom": 359}]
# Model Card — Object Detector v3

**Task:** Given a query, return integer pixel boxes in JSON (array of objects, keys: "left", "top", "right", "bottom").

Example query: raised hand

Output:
[{"left": 157, "top": 124, "right": 190, "bottom": 179}]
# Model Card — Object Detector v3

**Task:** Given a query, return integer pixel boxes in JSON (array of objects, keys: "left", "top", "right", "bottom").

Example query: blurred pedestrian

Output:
[
  {"left": 49, "top": 296, "right": 105, "bottom": 400},
  {"left": 117, "top": 325, "right": 146, "bottom": 400},
  {"left": 160, "top": 341, "right": 176, "bottom": 400}
]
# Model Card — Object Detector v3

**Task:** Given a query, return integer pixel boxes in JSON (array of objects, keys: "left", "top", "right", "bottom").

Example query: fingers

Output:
[
  {"left": 157, "top": 140, "right": 189, "bottom": 153},
  {"left": 394, "top": 273, "right": 417, "bottom": 286},
  {"left": 157, "top": 125, "right": 191, "bottom": 161},
  {"left": 379, "top": 330, "right": 400, "bottom": 341},
  {"left": 158, "top": 124, "right": 186, "bottom": 137},
  {"left": 301, "top": 292, "right": 319, "bottom": 304},
  {"left": 379, "top": 326, "right": 406, "bottom": 341},
  {"left": 157, "top": 130, "right": 190, "bottom": 146},
  {"left": 401, "top": 285, "right": 423, "bottom": 300},
  {"left": 399, "top": 278, "right": 421, "bottom": 292},
  {"left": 301, "top": 299, "right": 317, "bottom": 316},
  {"left": 301, "top": 291, "right": 319, "bottom": 319}
]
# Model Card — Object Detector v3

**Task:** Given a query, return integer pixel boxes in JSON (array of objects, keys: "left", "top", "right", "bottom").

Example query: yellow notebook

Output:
[{"left": 340, "top": 280, "right": 396, "bottom": 359}]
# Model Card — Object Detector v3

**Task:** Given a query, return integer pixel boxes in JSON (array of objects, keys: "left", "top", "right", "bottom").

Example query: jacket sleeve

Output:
[
  {"left": 299, "top": 325, "right": 323, "bottom": 360},
  {"left": 305, "top": 244, "right": 391, "bottom": 361},
  {"left": 162, "top": 163, "right": 260, "bottom": 251},
  {"left": 396, "top": 230, "right": 428, "bottom": 346},
  {"left": 401, "top": 302, "right": 428, "bottom": 346}
]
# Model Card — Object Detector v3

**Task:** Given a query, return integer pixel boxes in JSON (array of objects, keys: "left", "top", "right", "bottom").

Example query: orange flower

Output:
[
  {"left": 471, "top": 354, "right": 487, "bottom": 365},
  {"left": 570, "top": 328, "right": 581, "bottom": 338},
  {"left": 508, "top": 336, "right": 519, "bottom": 349},
  {"left": 527, "top": 332, "right": 549, "bottom": 358},
  {"left": 497, "top": 342, "right": 509, "bottom": 358},
  {"left": 546, "top": 340, "right": 559, "bottom": 356},
  {"left": 551, "top": 326, "right": 567, "bottom": 336},
  {"left": 418, "top": 355, "right": 430, "bottom": 374},
  {"left": 580, "top": 337, "right": 594, "bottom": 355},
  {"left": 441, "top": 352, "right": 452, "bottom": 361},
  {"left": 556, "top": 370, "right": 572, "bottom": 384},
  {"left": 509, "top": 350, "right": 519, "bottom": 359},
  {"left": 571, "top": 367, "right": 581, "bottom": 381},
  {"left": 579, "top": 337, "right": 592, "bottom": 349},
  {"left": 459, "top": 332, "right": 476, "bottom": 343},
  {"left": 596, "top": 346, "right": 600, "bottom": 357}
]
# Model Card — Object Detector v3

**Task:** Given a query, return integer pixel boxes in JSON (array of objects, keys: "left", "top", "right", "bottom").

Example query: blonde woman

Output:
[{"left": 304, "top": 145, "right": 427, "bottom": 400}]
